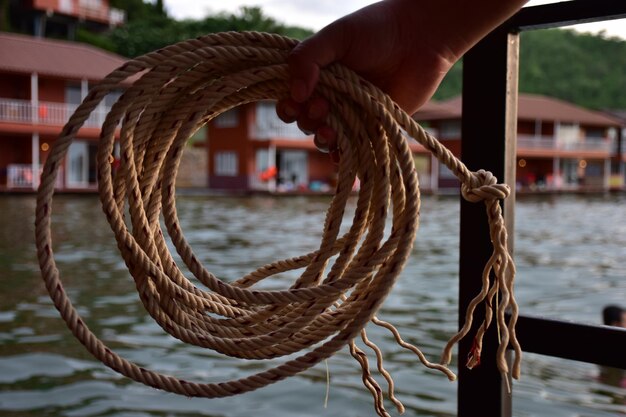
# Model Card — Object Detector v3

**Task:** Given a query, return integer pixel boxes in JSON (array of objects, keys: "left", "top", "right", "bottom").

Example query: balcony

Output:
[
  {"left": 50, "top": 0, "right": 126, "bottom": 26},
  {"left": 6, "top": 164, "right": 63, "bottom": 189},
  {"left": 251, "top": 121, "right": 310, "bottom": 140},
  {"left": 77, "top": 4, "right": 126, "bottom": 26},
  {"left": 517, "top": 134, "right": 612, "bottom": 154},
  {"left": 0, "top": 98, "right": 111, "bottom": 129}
]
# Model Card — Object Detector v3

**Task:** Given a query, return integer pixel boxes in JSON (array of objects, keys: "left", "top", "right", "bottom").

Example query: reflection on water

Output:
[{"left": 0, "top": 193, "right": 624, "bottom": 417}]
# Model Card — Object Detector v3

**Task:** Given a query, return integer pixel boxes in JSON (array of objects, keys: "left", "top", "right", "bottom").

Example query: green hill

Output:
[
  {"left": 7, "top": 0, "right": 622, "bottom": 111},
  {"left": 434, "top": 28, "right": 626, "bottom": 110}
]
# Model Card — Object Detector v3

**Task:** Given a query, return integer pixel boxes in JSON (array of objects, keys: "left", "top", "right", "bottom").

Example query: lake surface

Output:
[{"left": 0, "top": 193, "right": 624, "bottom": 417}]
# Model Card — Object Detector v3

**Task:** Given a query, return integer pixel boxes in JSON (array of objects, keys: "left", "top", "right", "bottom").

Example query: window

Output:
[
  {"left": 214, "top": 108, "right": 239, "bottom": 128},
  {"left": 440, "top": 120, "right": 461, "bottom": 139},
  {"left": 438, "top": 161, "right": 457, "bottom": 179},
  {"left": 104, "top": 89, "right": 123, "bottom": 108},
  {"left": 188, "top": 125, "right": 207, "bottom": 145},
  {"left": 66, "top": 141, "right": 89, "bottom": 187},
  {"left": 65, "top": 83, "right": 82, "bottom": 105},
  {"left": 254, "top": 101, "right": 308, "bottom": 139},
  {"left": 214, "top": 152, "right": 238, "bottom": 176},
  {"left": 556, "top": 122, "right": 580, "bottom": 143}
]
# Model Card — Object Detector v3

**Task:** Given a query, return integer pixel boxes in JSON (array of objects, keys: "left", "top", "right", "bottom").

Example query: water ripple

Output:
[{"left": 0, "top": 194, "right": 624, "bottom": 417}]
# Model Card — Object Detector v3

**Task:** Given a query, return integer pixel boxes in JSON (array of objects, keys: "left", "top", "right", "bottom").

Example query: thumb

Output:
[{"left": 288, "top": 22, "right": 348, "bottom": 103}]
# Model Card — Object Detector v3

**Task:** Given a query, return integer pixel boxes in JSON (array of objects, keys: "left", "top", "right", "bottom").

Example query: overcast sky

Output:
[{"left": 162, "top": 0, "right": 626, "bottom": 40}]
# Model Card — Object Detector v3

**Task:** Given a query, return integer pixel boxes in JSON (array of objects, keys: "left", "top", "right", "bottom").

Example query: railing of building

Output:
[
  {"left": 7, "top": 164, "right": 63, "bottom": 189},
  {"left": 252, "top": 119, "right": 440, "bottom": 144},
  {"left": 457, "top": 1, "right": 626, "bottom": 416},
  {"left": 108, "top": 8, "right": 126, "bottom": 26},
  {"left": 251, "top": 122, "right": 310, "bottom": 140},
  {"left": 0, "top": 99, "right": 111, "bottom": 128},
  {"left": 517, "top": 135, "right": 612, "bottom": 152},
  {"left": 54, "top": 0, "right": 125, "bottom": 25}
]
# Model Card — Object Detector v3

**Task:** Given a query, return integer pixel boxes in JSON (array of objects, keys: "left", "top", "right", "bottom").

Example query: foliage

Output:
[
  {"left": 104, "top": 5, "right": 312, "bottom": 58},
  {"left": 31, "top": 0, "right": 622, "bottom": 111},
  {"left": 434, "top": 29, "right": 626, "bottom": 110},
  {"left": 76, "top": 28, "right": 117, "bottom": 53},
  {"left": 109, "top": 0, "right": 167, "bottom": 21},
  {"left": 0, "top": 0, "right": 10, "bottom": 32},
  {"left": 518, "top": 29, "right": 626, "bottom": 110}
]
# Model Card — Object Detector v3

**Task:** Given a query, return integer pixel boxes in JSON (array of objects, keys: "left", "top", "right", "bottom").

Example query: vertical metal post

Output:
[
  {"left": 32, "top": 133, "right": 40, "bottom": 190},
  {"left": 268, "top": 143, "right": 277, "bottom": 192},
  {"left": 31, "top": 73, "right": 39, "bottom": 123},
  {"left": 458, "top": 27, "right": 519, "bottom": 417},
  {"left": 619, "top": 127, "right": 625, "bottom": 187},
  {"left": 81, "top": 79, "right": 89, "bottom": 100},
  {"left": 553, "top": 157, "right": 561, "bottom": 189},
  {"left": 31, "top": 73, "right": 40, "bottom": 190},
  {"left": 431, "top": 155, "right": 439, "bottom": 192}
]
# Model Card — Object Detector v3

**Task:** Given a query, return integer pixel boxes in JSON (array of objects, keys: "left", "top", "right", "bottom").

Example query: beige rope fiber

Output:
[{"left": 35, "top": 31, "right": 522, "bottom": 417}]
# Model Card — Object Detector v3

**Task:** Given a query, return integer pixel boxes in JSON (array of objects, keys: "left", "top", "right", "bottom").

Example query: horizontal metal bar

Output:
[
  {"left": 513, "top": 314, "right": 626, "bottom": 369},
  {"left": 508, "top": 0, "right": 626, "bottom": 32}
]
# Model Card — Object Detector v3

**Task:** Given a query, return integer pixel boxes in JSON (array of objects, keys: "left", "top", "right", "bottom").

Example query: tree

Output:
[
  {"left": 106, "top": 6, "right": 313, "bottom": 58},
  {"left": 434, "top": 29, "right": 626, "bottom": 109}
]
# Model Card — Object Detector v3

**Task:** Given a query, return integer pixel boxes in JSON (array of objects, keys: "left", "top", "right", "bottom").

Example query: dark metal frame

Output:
[{"left": 458, "top": 1, "right": 626, "bottom": 416}]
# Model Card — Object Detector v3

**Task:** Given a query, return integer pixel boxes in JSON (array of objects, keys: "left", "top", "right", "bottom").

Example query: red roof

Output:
[
  {"left": 0, "top": 32, "right": 127, "bottom": 81},
  {"left": 412, "top": 100, "right": 459, "bottom": 120},
  {"left": 415, "top": 93, "right": 622, "bottom": 127}
]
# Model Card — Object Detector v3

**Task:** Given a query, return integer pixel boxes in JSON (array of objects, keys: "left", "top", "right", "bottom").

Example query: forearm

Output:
[{"left": 390, "top": 0, "right": 529, "bottom": 63}]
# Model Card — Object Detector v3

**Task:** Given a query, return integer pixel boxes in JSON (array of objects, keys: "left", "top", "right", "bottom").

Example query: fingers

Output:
[
  {"left": 314, "top": 125, "right": 337, "bottom": 154},
  {"left": 276, "top": 95, "right": 337, "bottom": 154},
  {"left": 276, "top": 96, "right": 328, "bottom": 131},
  {"left": 296, "top": 96, "right": 329, "bottom": 134},
  {"left": 275, "top": 98, "right": 302, "bottom": 124},
  {"left": 288, "top": 20, "right": 348, "bottom": 103},
  {"left": 276, "top": 21, "right": 348, "bottom": 158}
]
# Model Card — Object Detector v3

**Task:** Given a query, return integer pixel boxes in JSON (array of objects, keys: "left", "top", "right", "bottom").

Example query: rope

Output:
[{"left": 35, "top": 31, "right": 522, "bottom": 416}]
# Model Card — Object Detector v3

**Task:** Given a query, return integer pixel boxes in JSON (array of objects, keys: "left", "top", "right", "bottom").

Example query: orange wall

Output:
[
  {"left": 207, "top": 104, "right": 252, "bottom": 176},
  {"left": 517, "top": 158, "right": 554, "bottom": 185},
  {"left": 39, "top": 78, "right": 67, "bottom": 102},
  {"left": 542, "top": 122, "right": 554, "bottom": 136},
  {"left": 517, "top": 121, "right": 534, "bottom": 135},
  {"left": 30, "top": 0, "right": 57, "bottom": 9},
  {"left": 308, "top": 152, "right": 337, "bottom": 184},
  {"left": 0, "top": 74, "right": 30, "bottom": 100},
  {"left": 0, "top": 74, "right": 74, "bottom": 103},
  {"left": 517, "top": 120, "right": 555, "bottom": 136},
  {"left": 207, "top": 104, "right": 254, "bottom": 188},
  {"left": 0, "top": 134, "right": 31, "bottom": 166},
  {"left": 31, "top": 0, "right": 112, "bottom": 13},
  {"left": 445, "top": 140, "right": 461, "bottom": 158}
]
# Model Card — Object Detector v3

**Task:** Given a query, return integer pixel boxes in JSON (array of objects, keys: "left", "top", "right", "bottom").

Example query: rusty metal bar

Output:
[
  {"left": 514, "top": 314, "right": 626, "bottom": 369},
  {"left": 508, "top": 0, "right": 626, "bottom": 32},
  {"left": 457, "top": 2, "right": 626, "bottom": 416},
  {"left": 458, "top": 26, "right": 519, "bottom": 417}
]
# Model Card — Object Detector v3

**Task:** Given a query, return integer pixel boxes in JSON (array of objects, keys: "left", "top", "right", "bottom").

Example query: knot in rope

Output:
[
  {"left": 462, "top": 169, "right": 511, "bottom": 203},
  {"left": 34, "top": 31, "right": 521, "bottom": 417}
]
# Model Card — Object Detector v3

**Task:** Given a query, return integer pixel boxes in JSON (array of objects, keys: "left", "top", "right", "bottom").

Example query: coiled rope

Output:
[{"left": 35, "top": 31, "right": 522, "bottom": 417}]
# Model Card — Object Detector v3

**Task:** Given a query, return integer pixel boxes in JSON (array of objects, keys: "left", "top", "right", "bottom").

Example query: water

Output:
[{"left": 0, "top": 193, "right": 624, "bottom": 417}]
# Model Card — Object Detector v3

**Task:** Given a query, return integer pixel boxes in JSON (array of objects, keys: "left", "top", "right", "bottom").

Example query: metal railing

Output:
[
  {"left": 0, "top": 98, "right": 111, "bottom": 128},
  {"left": 77, "top": 6, "right": 125, "bottom": 25},
  {"left": 251, "top": 122, "right": 438, "bottom": 142},
  {"left": 458, "top": 1, "right": 626, "bottom": 416},
  {"left": 517, "top": 134, "right": 612, "bottom": 152},
  {"left": 46, "top": 0, "right": 125, "bottom": 25},
  {"left": 251, "top": 123, "right": 310, "bottom": 140},
  {"left": 7, "top": 164, "right": 63, "bottom": 189},
  {"left": 77, "top": 0, "right": 125, "bottom": 25}
]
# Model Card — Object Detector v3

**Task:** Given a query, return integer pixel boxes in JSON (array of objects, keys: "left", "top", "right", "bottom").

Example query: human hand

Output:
[
  {"left": 276, "top": 0, "right": 528, "bottom": 156},
  {"left": 276, "top": 0, "right": 458, "bottom": 156}
]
